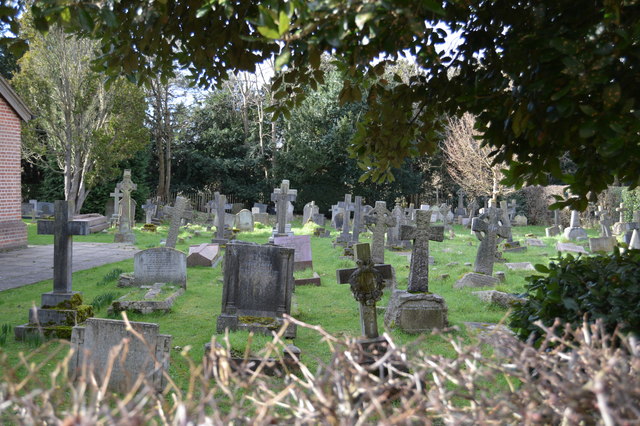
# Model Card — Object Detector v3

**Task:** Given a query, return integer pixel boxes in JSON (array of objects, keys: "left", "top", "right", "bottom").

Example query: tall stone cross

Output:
[
  {"left": 595, "top": 206, "right": 613, "bottom": 238},
  {"left": 616, "top": 203, "right": 628, "bottom": 223},
  {"left": 351, "top": 196, "right": 364, "bottom": 243},
  {"left": 364, "top": 201, "right": 396, "bottom": 264},
  {"left": 271, "top": 180, "right": 297, "bottom": 236},
  {"left": 336, "top": 243, "right": 393, "bottom": 339},
  {"left": 37, "top": 200, "right": 110, "bottom": 304},
  {"left": 109, "top": 186, "right": 122, "bottom": 225},
  {"left": 499, "top": 200, "right": 513, "bottom": 242},
  {"left": 114, "top": 169, "right": 137, "bottom": 243},
  {"left": 211, "top": 192, "right": 229, "bottom": 241},
  {"left": 471, "top": 205, "right": 511, "bottom": 276},
  {"left": 164, "top": 196, "right": 192, "bottom": 248},
  {"left": 337, "top": 194, "right": 355, "bottom": 243},
  {"left": 455, "top": 189, "right": 466, "bottom": 217},
  {"left": 142, "top": 199, "right": 157, "bottom": 225},
  {"left": 399, "top": 210, "right": 444, "bottom": 293}
]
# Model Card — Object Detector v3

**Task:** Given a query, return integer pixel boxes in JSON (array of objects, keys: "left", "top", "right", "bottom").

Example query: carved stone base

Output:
[
  {"left": 384, "top": 290, "right": 448, "bottom": 333},
  {"left": 114, "top": 231, "right": 136, "bottom": 244},
  {"left": 563, "top": 226, "right": 588, "bottom": 241},
  {"left": 216, "top": 314, "right": 296, "bottom": 338}
]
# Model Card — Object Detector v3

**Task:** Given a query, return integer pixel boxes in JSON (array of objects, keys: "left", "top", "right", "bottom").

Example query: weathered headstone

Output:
[
  {"left": 351, "top": 196, "right": 364, "bottom": 243},
  {"left": 563, "top": 211, "right": 588, "bottom": 241},
  {"left": 471, "top": 205, "right": 511, "bottom": 275},
  {"left": 253, "top": 203, "right": 268, "bottom": 213},
  {"left": 211, "top": 192, "right": 232, "bottom": 243},
  {"left": 613, "top": 203, "right": 633, "bottom": 235},
  {"left": 234, "top": 209, "right": 254, "bottom": 232},
  {"left": 336, "top": 194, "right": 355, "bottom": 244},
  {"left": 217, "top": 242, "right": 296, "bottom": 337},
  {"left": 187, "top": 243, "right": 221, "bottom": 267},
  {"left": 386, "top": 205, "right": 405, "bottom": 248},
  {"left": 525, "top": 238, "right": 546, "bottom": 247},
  {"left": 303, "top": 201, "right": 319, "bottom": 224},
  {"left": 336, "top": 243, "right": 393, "bottom": 339},
  {"left": 273, "top": 235, "right": 313, "bottom": 271},
  {"left": 513, "top": 215, "right": 528, "bottom": 226},
  {"left": 556, "top": 241, "right": 589, "bottom": 254},
  {"left": 114, "top": 169, "right": 137, "bottom": 244},
  {"left": 364, "top": 201, "right": 396, "bottom": 264},
  {"left": 595, "top": 206, "right": 613, "bottom": 238},
  {"left": 455, "top": 188, "right": 466, "bottom": 217},
  {"left": 271, "top": 180, "right": 297, "bottom": 238},
  {"left": 589, "top": 236, "right": 616, "bottom": 253},
  {"left": 545, "top": 209, "right": 562, "bottom": 237},
  {"left": 253, "top": 211, "right": 270, "bottom": 226},
  {"left": 142, "top": 199, "right": 157, "bottom": 225},
  {"left": 134, "top": 247, "right": 187, "bottom": 287},
  {"left": 384, "top": 210, "right": 448, "bottom": 333},
  {"left": 505, "top": 262, "right": 535, "bottom": 271},
  {"left": 109, "top": 187, "right": 122, "bottom": 226},
  {"left": 499, "top": 200, "right": 513, "bottom": 242},
  {"left": 164, "top": 196, "right": 192, "bottom": 248},
  {"left": 15, "top": 200, "right": 108, "bottom": 340},
  {"left": 629, "top": 229, "right": 640, "bottom": 249},
  {"left": 507, "top": 199, "right": 517, "bottom": 221},
  {"left": 69, "top": 318, "right": 171, "bottom": 393},
  {"left": 472, "top": 290, "right": 523, "bottom": 308}
]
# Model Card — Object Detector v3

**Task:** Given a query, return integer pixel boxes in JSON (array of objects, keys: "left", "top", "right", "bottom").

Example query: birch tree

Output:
[{"left": 14, "top": 25, "right": 147, "bottom": 213}]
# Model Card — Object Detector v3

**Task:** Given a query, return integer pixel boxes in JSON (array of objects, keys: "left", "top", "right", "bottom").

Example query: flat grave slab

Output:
[
  {"left": 556, "top": 242, "right": 589, "bottom": 254},
  {"left": 505, "top": 262, "right": 535, "bottom": 271}
]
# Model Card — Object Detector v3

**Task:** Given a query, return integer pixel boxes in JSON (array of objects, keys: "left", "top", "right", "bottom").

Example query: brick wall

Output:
[{"left": 0, "top": 95, "right": 27, "bottom": 250}]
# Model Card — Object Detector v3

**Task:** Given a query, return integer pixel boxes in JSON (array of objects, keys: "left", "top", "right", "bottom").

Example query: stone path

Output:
[{"left": 0, "top": 243, "right": 140, "bottom": 291}]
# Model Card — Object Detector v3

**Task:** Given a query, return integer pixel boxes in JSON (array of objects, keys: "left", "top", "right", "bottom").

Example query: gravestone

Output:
[
  {"left": 386, "top": 205, "right": 405, "bottom": 248},
  {"left": 164, "top": 196, "right": 192, "bottom": 248},
  {"left": 234, "top": 209, "right": 254, "bottom": 232},
  {"left": 273, "top": 235, "right": 313, "bottom": 271},
  {"left": 187, "top": 243, "right": 221, "bottom": 267},
  {"left": 595, "top": 206, "right": 613, "bottom": 238},
  {"left": 15, "top": 200, "right": 109, "bottom": 340},
  {"left": 142, "top": 199, "right": 157, "bottom": 225},
  {"left": 545, "top": 209, "right": 562, "bottom": 237},
  {"left": 69, "top": 318, "right": 171, "bottom": 393},
  {"left": 513, "top": 215, "right": 528, "bottom": 226},
  {"left": 455, "top": 188, "right": 466, "bottom": 217},
  {"left": 133, "top": 248, "right": 187, "bottom": 288},
  {"left": 454, "top": 204, "right": 507, "bottom": 288},
  {"left": 556, "top": 241, "right": 589, "bottom": 254},
  {"left": 613, "top": 203, "right": 633, "bottom": 235},
  {"left": 351, "top": 196, "right": 364, "bottom": 243},
  {"left": 364, "top": 201, "right": 396, "bottom": 264},
  {"left": 253, "top": 203, "right": 267, "bottom": 213},
  {"left": 505, "top": 262, "right": 535, "bottom": 271},
  {"left": 109, "top": 186, "right": 122, "bottom": 226},
  {"left": 507, "top": 199, "right": 517, "bottom": 221},
  {"left": 563, "top": 211, "right": 588, "bottom": 241},
  {"left": 303, "top": 201, "right": 319, "bottom": 224},
  {"left": 629, "top": 229, "right": 640, "bottom": 249},
  {"left": 114, "top": 169, "right": 137, "bottom": 244},
  {"left": 336, "top": 194, "right": 355, "bottom": 244},
  {"left": 211, "top": 192, "right": 233, "bottom": 243},
  {"left": 384, "top": 209, "right": 448, "bottom": 333},
  {"left": 216, "top": 241, "right": 296, "bottom": 338},
  {"left": 525, "top": 238, "right": 546, "bottom": 247},
  {"left": 271, "top": 180, "right": 297, "bottom": 239},
  {"left": 312, "top": 213, "right": 326, "bottom": 226},
  {"left": 253, "top": 212, "right": 270, "bottom": 226},
  {"left": 589, "top": 237, "right": 616, "bottom": 253},
  {"left": 336, "top": 243, "right": 393, "bottom": 339},
  {"left": 499, "top": 200, "right": 513, "bottom": 242}
]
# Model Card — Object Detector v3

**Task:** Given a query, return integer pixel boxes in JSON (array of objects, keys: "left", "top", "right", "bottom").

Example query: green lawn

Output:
[{"left": 0, "top": 218, "right": 600, "bottom": 391}]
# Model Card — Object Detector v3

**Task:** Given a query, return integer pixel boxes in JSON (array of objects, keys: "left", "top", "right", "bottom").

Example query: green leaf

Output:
[
  {"left": 355, "top": 12, "right": 374, "bottom": 30},
  {"left": 257, "top": 25, "right": 280, "bottom": 39},
  {"left": 579, "top": 122, "right": 597, "bottom": 138},
  {"left": 275, "top": 48, "right": 291, "bottom": 70},
  {"left": 278, "top": 10, "right": 289, "bottom": 35},
  {"left": 534, "top": 264, "right": 550, "bottom": 273}
]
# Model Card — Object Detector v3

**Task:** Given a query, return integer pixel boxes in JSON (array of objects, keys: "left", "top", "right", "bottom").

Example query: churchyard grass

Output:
[{"left": 1, "top": 218, "right": 589, "bottom": 392}]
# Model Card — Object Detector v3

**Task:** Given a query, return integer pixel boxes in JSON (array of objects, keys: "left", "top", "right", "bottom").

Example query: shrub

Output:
[{"left": 510, "top": 248, "right": 640, "bottom": 345}]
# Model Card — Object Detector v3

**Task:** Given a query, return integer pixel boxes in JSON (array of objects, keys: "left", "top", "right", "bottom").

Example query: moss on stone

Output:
[{"left": 238, "top": 316, "right": 278, "bottom": 329}]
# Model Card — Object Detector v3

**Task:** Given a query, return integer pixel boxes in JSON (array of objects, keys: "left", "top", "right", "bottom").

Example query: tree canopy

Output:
[{"left": 3, "top": 0, "right": 639, "bottom": 209}]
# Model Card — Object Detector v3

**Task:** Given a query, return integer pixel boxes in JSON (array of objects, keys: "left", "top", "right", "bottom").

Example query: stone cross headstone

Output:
[
  {"left": 399, "top": 210, "right": 444, "bottom": 293},
  {"left": 271, "top": 180, "right": 297, "bottom": 237},
  {"left": 471, "top": 205, "right": 511, "bottom": 275},
  {"left": 336, "top": 243, "right": 393, "bottom": 339},
  {"left": 455, "top": 189, "right": 466, "bottom": 217},
  {"left": 386, "top": 205, "right": 405, "bottom": 248},
  {"left": 336, "top": 194, "right": 355, "bottom": 244},
  {"left": 164, "top": 196, "right": 192, "bottom": 248},
  {"left": 616, "top": 202, "right": 628, "bottom": 223},
  {"left": 142, "top": 199, "right": 157, "bottom": 225},
  {"left": 364, "top": 201, "right": 397, "bottom": 264},
  {"left": 109, "top": 186, "right": 122, "bottom": 226},
  {"left": 613, "top": 202, "right": 633, "bottom": 235},
  {"left": 595, "top": 206, "right": 613, "bottom": 238},
  {"left": 114, "top": 170, "right": 137, "bottom": 244},
  {"left": 508, "top": 199, "right": 517, "bottom": 220},
  {"left": 499, "top": 200, "right": 513, "bottom": 242},
  {"left": 216, "top": 241, "right": 296, "bottom": 338},
  {"left": 211, "top": 192, "right": 230, "bottom": 243},
  {"left": 352, "top": 196, "right": 364, "bottom": 243}
]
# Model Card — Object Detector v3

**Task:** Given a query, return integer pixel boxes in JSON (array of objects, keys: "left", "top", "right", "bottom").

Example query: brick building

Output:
[{"left": 0, "top": 76, "right": 33, "bottom": 251}]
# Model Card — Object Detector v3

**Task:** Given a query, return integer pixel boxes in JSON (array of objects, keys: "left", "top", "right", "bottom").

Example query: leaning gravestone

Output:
[
  {"left": 69, "top": 318, "right": 171, "bottom": 393},
  {"left": 187, "top": 243, "right": 221, "bottom": 267},
  {"left": 273, "top": 235, "right": 313, "bottom": 271},
  {"left": 454, "top": 203, "right": 509, "bottom": 289},
  {"left": 15, "top": 200, "right": 109, "bottom": 340},
  {"left": 133, "top": 248, "right": 187, "bottom": 288},
  {"left": 216, "top": 241, "right": 296, "bottom": 338},
  {"left": 114, "top": 169, "right": 137, "bottom": 244},
  {"left": 164, "top": 196, "right": 192, "bottom": 248},
  {"left": 563, "top": 210, "right": 588, "bottom": 241},
  {"left": 234, "top": 209, "right": 254, "bottom": 232},
  {"left": 384, "top": 209, "right": 448, "bottom": 333}
]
